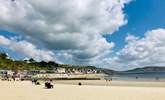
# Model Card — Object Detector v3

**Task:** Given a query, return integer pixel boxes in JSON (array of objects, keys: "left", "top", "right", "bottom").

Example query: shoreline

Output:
[
  {"left": 40, "top": 79, "right": 165, "bottom": 88},
  {"left": 2, "top": 77, "right": 165, "bottom": 88}
]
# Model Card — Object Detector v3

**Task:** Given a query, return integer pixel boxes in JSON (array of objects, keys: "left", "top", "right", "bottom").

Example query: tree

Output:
[
  {"left": 39, "top": 61, "right": 47, "bottom": 67},
  {"left": 29, "top": 58, "right": 35, "bottom": 63},
  {"left": 0, "top": 53, "right": 8, "bottom": 60},
  {"left": 48, "top": 61, "right": 58, "bottom": 67}
]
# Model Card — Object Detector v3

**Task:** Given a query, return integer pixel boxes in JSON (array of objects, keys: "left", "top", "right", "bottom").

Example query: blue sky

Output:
[
  {"left": 106, "top": 0, "right": 165, "bottom": 51},
  {"left": 1, "top": 0, "right": 165, "bottom": 70}
]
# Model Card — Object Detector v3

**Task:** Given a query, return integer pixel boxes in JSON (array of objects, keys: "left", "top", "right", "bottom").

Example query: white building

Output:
[{"left": 57, "top": 68, "right": 66, "bottom": 74}]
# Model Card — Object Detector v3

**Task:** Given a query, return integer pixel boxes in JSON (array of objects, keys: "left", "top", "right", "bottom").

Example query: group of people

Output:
[
  {"left": 1, "top": 75, "right": 21, "bottom": 81},
  {"left": 105, "top": 78, "right": 113, "bottom": 82},
  {"left": 31, "top": 79, "right": 54, "bottom": 89}
]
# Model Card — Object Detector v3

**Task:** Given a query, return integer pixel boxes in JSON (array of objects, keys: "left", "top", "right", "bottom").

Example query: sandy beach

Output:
[
  {"left": 0, "top": 80, "right": 165, "bottom": 100},
  {"left": 54, "top": 80, "right": 165, "bottom": 87}
]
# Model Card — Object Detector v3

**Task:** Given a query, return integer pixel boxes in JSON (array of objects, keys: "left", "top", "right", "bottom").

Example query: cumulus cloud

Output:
[
  {"left": 100, "top": 29, "right": 165, "bottom": 70},
  {"left": 0, "top": 35, "right": 55, "bottom": 61},
  {"left": 2, "top": 0, "right": 164, "bottom": 71},
  {"left": 0, "top": 0, "right": 130, "bottom": 61}
]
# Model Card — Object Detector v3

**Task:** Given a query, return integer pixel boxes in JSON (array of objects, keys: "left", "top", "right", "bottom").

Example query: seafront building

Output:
[{"left": 0, "top": 67, "right": 103, "bottom": 80}]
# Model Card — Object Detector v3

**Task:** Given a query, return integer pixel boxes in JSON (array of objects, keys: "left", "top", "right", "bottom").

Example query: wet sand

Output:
[{"left": 54, "top": 80, "right": 165, "bottom": 87}]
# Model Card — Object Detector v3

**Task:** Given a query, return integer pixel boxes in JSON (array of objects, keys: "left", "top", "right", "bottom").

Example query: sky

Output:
[{"left": 0, "top": 0, "right": 165, "bottom": 70}]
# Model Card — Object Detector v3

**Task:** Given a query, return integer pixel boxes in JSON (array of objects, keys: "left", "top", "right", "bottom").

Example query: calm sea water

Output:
[{"left": 105, "top": 72, "right": 165, "bottom": 81}]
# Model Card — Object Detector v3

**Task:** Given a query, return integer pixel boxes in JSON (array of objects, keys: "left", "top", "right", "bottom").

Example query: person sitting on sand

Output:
[
  {"left": 36, "top": 81, "right": 41, "bottom": 85},
  {"left": 33, "top": 79, "right": 41, "bottom": 85},
  {"left": 78, "top": 82, "right": 82, "bottom": 86},
  {"left": 45, "top": 82, "right": 53, "bottom": 89}
]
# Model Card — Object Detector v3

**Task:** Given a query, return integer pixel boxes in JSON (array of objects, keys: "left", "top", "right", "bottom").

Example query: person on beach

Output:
[
  {"left": 12, "top": 76, "right": 15, "bottom": 81},
  {"left": 109, "top": 78, "right": 112, "bottom": 82},
  {"left": 32, "top": 79, "right": 37, "bottom": 84},
  {"left": 156, "top": 77, "right": 159, "bottom": 80},
  {"left": 78, "top": 82, "right": 82, "bottom": 86},
  {"left": 136, "top": 77, "right": 138, "bottom": 79},
  {"left": 45, "top": 82, "right": 53, "bottom": 89}
]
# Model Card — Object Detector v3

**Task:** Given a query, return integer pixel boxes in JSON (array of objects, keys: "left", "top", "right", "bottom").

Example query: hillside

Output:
[
  {"left": 0, "top": 52, "right": 99, "bottom": 72},
  {"left": 0, "top": 53, "right": 59, "bottom": 71},
  {"left": 126, "top": 66, "right": 165, "bottom": 73},
  {"left": 3, "top": 52, "right": 165, "bottom": 74}
]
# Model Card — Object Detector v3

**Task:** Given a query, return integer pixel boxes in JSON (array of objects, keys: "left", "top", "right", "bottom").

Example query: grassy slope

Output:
[{"left": 0, "top": 53, "right": 98, "bottom": 71}]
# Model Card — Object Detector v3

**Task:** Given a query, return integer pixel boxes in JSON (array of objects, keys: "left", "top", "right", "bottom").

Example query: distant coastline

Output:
[{"left": 1, "top": 52, "right": 165, "bottom": 81}]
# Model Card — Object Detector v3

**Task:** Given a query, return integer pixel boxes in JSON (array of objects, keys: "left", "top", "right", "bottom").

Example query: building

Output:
[{"left": 57, "top": 67, "right": 66, "bottom": 74}]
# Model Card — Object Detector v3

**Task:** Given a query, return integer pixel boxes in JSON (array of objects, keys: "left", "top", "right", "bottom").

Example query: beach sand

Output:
[
  {"left": 54, "top": 80, "right": 165, "bottom": 87},
  {"left": 0, "top": 80, "right": 165, "bottom": 100}
]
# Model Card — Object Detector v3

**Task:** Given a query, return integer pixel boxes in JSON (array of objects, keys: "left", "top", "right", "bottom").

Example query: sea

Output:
[{"left": 105, "top": 71, "right": 165, "bottom": 81}]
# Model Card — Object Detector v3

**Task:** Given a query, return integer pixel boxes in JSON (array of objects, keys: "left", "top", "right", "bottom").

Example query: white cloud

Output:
[
  {"left": 0, "top": 0, "right": 131, "bottom": 62},
  {"left": 0, "top": 35, "right": 55, "bottom": 61},
  {"left": 0, "top": 35, "right": 11, "bottom": 45},
  {"left": 100, "top": 28, "right": 165, "bottom": 70},
  {"left": 2, "top": 0, "right": 163, "bottom": 71}
]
